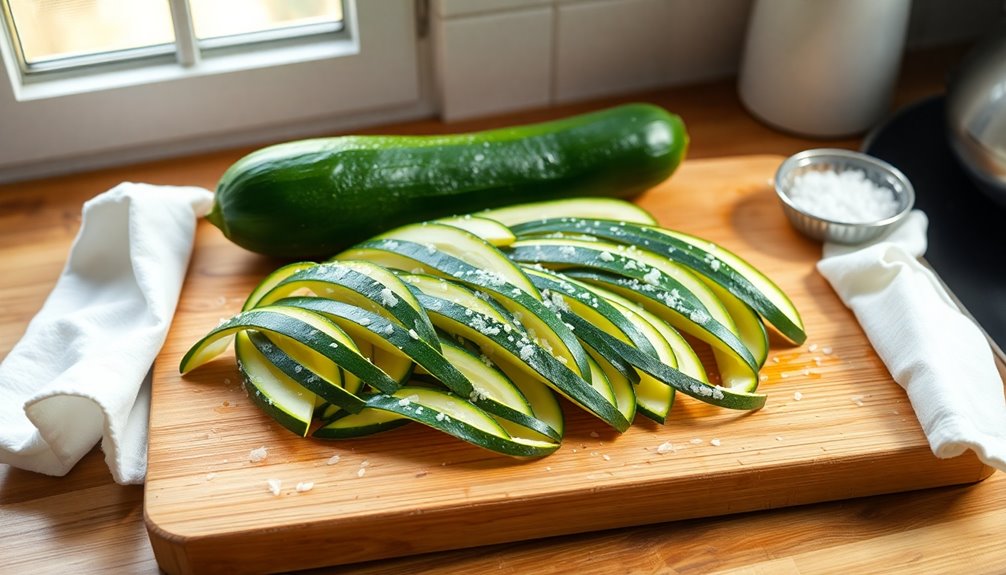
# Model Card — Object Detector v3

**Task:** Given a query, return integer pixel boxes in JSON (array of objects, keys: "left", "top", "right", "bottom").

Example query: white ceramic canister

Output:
[{"left": 738, "top": 0, "right": 912, "bottom": 137}]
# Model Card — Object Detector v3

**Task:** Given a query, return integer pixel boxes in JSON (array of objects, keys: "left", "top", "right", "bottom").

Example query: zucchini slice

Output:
[
  {"left": 277, "top": 296, "right": 560, "bottom": 441},
  {"left": 404, "top": 280, "right": 629, "bottom": 432},
  {"left": 586, "top": 352, "right": 637, "bottom": 425},
  {"left": 522, "top": 266, "right": 656, "bottom": 377},
  {"left": 242, "top": 261, "right": 316, "bottom": 311},
  {"left": 507, "top": 239, "right": 758, "bottom": 371},
  {"left": 315, "top": 387, "right": 560, "bottom": 457},
  {"left": 364, "top": 222, "right": 537, "bottom": 295},
  {"left": 438, "top": 337, "right": 560, "bottom": 443},
  {"left": 566, "top": 313, "right": 766, "bottom": 411},
  {"left": 434, "top": 215, "right": 516, "bottom": 247},
  {"left": 339, "top": 239, "right": 592, "bottom": 381},
  {"left": 511, "top": 218, "right": 806, "bottom": 344},
  {"left": 253, "top": 260, "right": 439, "bottom": 351},
  {"left": 313, "top": 408, "right": 410, "bottom": 438},
  {"left": 235, "top": 332, "right": 316, "bottom": 436},
  {"left": 180, "top": 305, "right": 401, "bottom": 395},
  {"left": 567, "top": 271, "right": 757, "bottom": 392},
  {"left": 479, "top": 197, "right": 657, "bottom": 227},
  {"left": 246, "top": 331, "right": 366, "bottom": 414}
]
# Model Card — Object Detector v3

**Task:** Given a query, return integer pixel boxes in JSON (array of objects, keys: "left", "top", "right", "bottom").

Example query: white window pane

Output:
[
  {"left": 190, "top": 0, "right": 344, "bottom": 41},
  {"left": 7, "top": 0, "right": 175, "bottom": 64}
]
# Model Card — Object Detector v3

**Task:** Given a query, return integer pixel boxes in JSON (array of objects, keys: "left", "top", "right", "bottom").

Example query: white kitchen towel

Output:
[
  {"left": 817, "top": 210, "right": 1006, "bottom": 471},
  {"left": 0, "top": 183, "right": 213, "bottom": 484}
]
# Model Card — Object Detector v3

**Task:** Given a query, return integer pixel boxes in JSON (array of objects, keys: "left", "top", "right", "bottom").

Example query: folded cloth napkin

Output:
[
  {"left": 818, "top": 210, "right": 1006, "bottom": 471},
  {"left": 0, "top": 183, "right": 213, "bottom": 485}
]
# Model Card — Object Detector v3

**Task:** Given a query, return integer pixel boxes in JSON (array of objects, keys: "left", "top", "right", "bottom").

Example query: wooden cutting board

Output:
[{"left": 145, "top": 155, "right": 994, "bottom": 575}]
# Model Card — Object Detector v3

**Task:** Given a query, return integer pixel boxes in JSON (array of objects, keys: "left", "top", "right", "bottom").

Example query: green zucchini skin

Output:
[{"left": 209, "top": 104, "right": 688, "bottom": 258}]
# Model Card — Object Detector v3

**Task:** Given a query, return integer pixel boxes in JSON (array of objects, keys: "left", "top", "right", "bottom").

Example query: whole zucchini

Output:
[{"left": 207, "top": 103, "right": 688, "bottom": 258}]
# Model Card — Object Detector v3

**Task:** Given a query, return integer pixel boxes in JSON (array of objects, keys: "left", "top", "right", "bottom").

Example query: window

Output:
[
  {"left": 3, "top": 0, "right": 344, "bottom": 74},
  {"left": 0, "top": 0, "right": 422, "bottom": 183}
]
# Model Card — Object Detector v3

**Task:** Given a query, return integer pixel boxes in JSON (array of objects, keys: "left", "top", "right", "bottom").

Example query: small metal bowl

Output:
[{"left": 774, "top": 148, "right": 916, "bottom": 244}]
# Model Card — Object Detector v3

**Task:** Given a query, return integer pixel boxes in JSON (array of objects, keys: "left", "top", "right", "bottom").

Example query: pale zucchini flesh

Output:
[
  {"left": 479, "top": 197, "right": 657, "bottom": 227},
  {"left": 235, "top": 332, "right": 315, "bottom": 436}
]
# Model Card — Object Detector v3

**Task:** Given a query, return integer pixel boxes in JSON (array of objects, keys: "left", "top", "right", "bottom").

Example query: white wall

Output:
[{"left": 432, "top": 0, "right": 1004, "bottom": 121}]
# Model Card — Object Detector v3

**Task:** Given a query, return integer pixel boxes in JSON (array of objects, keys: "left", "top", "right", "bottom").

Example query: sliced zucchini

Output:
[
  {"left": 566, "top": 313, "right": 766, "bottom": 411},
  {"left": 253, "top": 260, "right": 439, "bottom": 351},
  {"left": 279, "top": 296, "right": 560, "bottom": 441},
  {"left": 522, "top": 266, "right": 656, "bottom": 380},
  {"left": 242, "top": 261, "right": 316, "bottom": 311},
  {"left": 708, "top": 281, "right": 769, "bottom": 368},
  {"left": 246, "top": 331, "right": 366, "bottom": 413},
  {"left": 507, "top": 239, "right": 758, "bottom": 372},
  {"left": 313, "top": 409, "right": 410, "bottom": 438},
  {"left": 586, "top": 298, "right": 677, "bottom": 423},
  {"left": 511, "top": 218, "right": 806, "bottom": 344},
  {"left": 493, "top": 359, "right": 565, "bottom": 439},
  {"left": 586, "top": 352, "right": 637, "bottom": 425},
  {"left": 339, "top": 240, "right": 592, "bottom": 380},
  {"left": 235, "top": 332, "right": 315, "bottom": 436},
  {"left": 479, "top": 197, "right": 657, "bottom": 227},
  {"left": 352, "top": 222, "right": 537, "bottom": 295},
  {"left": 567, "top": 270, "right": 757, "bottom": 392},
  {"left": 438, "top": 337, "right": 560, "bottom": 443},
  {"left": 180, "top": 305, "right": 401, "bottom": 395},
  {"left": 316, "top": 387, "right": 559, "bottom": 457},
  {"left": 404, "top": 281, "right": 629, "bottom": 432},
  {"left": 434, "top": 215, "right": 516, "bottom": 247}
]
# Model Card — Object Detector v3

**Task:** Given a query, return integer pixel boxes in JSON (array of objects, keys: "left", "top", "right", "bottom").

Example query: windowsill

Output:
[{"left": 9, "top": 35, "right": 360, "bottom": 102}]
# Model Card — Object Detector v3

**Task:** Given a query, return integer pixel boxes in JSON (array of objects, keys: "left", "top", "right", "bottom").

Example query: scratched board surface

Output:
[{"left": 145, "top": 156, "right": 994, "bottom": 575}]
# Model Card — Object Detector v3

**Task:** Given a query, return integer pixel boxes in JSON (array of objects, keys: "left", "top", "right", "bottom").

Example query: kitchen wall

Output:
[{"left": 432, "top": 0, "right": 1005, "bottom": 121}]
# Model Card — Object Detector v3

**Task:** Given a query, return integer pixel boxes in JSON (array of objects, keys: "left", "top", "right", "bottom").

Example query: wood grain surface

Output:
[
  {"left": 145, "top": 155, "right": 992, "bottom": 574},
  {"left": 3, "top": 45, "right": 1004, "bottom": 575}
]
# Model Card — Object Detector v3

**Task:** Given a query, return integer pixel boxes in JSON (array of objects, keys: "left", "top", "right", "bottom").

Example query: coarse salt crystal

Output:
[
  {"left": 326, "top": 455, "right": 341, "bottom": 465},
  {"left": 357, "top": 468, "right": 366, "bottom": 478},
  {"left": 249, "top": 446, "right": 268, "bottom": 462},
  {"left": 656, "top": 441, "right": 674, "bottom": 454},
  {"left": 689, "top": 438, "right": 703, "bottom": 445},
  {"left": 602, "top": 454, "right": 611, "bottom": 461},
  {"left": 788, "top": 169, "right": 899, "bottom": 223},
  {"left": 206, "top": 472, "right": 217, "bottom": 480},
  {"left": 296, "top": 482, "right": 314, "bottom": 493},
  {"left": 710, "top": 438, "right": 722, "bottom": 447},
  {"left": 408, "top": 329, "right": 419, "bottom": 340},
  {"left": 808, "top": 343, "right": 819, "bottom": 352},
  {"left": 379, "top": 287, "right": 399, "bottom": 307},
  {"left": 589, "top": 431, "right": 600, "bottom": 438},
  {"left": 266, "top": 478, "right": 282, "bottom": 496},
  {"left": 794, "top": 391, "right": 804, "bottom": 401}
]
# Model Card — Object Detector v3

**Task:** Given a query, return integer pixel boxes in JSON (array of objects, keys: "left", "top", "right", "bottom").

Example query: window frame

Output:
[{"left": 0, "top": 0, "right": 421, "bottom": 182}]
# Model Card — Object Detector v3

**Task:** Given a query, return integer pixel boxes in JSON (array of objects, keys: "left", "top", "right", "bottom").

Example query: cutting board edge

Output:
[{"left": 144, "top": 447, "right": 993, "bottom": 575}]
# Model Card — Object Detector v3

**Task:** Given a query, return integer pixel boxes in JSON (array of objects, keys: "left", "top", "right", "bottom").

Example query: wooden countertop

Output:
[{"left": 2, "top": 45, "right": 1004, "bottom": 574}]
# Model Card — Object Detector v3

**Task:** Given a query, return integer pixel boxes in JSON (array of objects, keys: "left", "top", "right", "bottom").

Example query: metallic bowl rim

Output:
[{"left": 773, "top": 148, "right": 916, "bottom": 231}]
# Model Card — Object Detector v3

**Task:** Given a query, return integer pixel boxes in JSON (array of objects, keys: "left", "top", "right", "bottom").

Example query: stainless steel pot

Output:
[{"left": 946, "top": 24, "right": 1006, "bottom": 206}]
